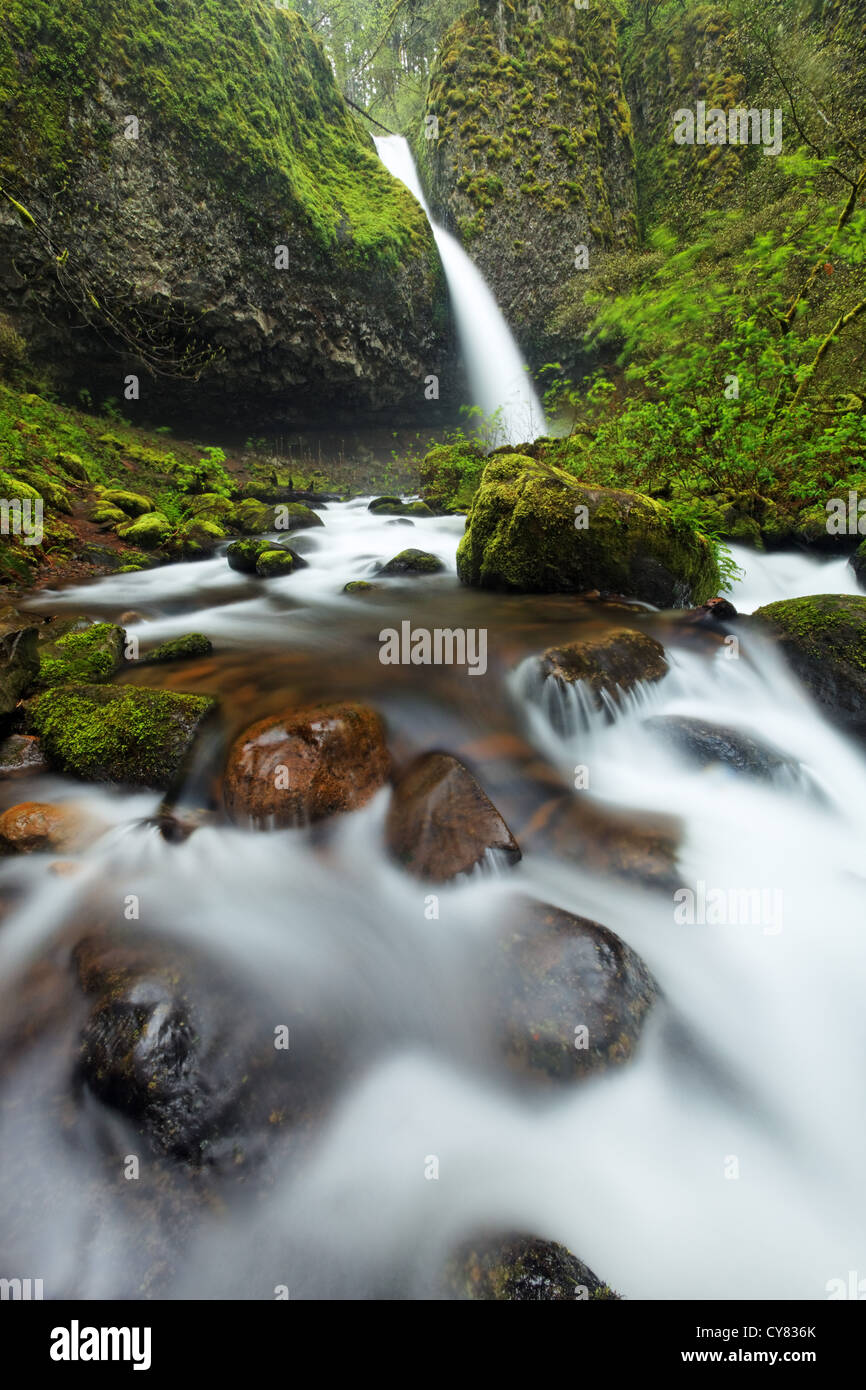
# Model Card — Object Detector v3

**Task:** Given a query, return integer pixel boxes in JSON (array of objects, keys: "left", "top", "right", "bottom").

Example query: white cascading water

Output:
[
  {"left": 2, "top": 507, "right": 865, "bottom": 1298},
  {"left": 374, "top": 135, "right": 547, "bottom": 446}
]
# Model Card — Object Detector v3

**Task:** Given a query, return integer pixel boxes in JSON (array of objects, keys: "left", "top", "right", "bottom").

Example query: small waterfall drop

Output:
[{"left": 374, "top": 134, "right": 547, "bottom": 447}]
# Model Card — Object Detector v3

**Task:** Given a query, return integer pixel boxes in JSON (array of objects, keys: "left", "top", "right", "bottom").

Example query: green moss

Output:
[
  {"left": 754, "top": 595, "right": 866, "bottom": 673},
  {"left": 116, "top": 511, "right": 172, "bottom": 548},
  {"left": 343, "top": 580, "right": 375, "bottom": 594},
  {"left": 0, "top": 0, "right": 429, "bottom": 268},
  {"left": 101, "top": 489, "right": 154, "bottom": 517},
  {"left": 276, "top": 502, "right": 324, "bottom": 532},
  {"left": 456, "top": 455, "right": 720, "bottom": 605},
  {"left": 420, "top": 440, "right": 487, "bottom": 513},
  {"left": 226, "top": 537, "right": 268, "bottom": 574},
  {"left": 37, "top": 622, "right": 126, "bottom": 690},
  {"left": 233, "top": 498, "right": 271, "bottom": 534},
  {"left": 256, "top": 548, "right": 295, "bottom": 577},
  {"left": 27, "top": 682, "right": 217, "bottom": 788},
  {"left": 141, "top": 633, "right": 213, "bottom": 664}
]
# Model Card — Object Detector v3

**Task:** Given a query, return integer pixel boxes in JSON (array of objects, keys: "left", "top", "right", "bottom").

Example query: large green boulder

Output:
[
  {"left": 116, "top": 511, "right": 172, "bottom": 549},
  {"left": 27, "top": 684, "right": 217, "bottom": 788},
  {"left": 753, "top": 594, "right": 866, "bottom": 734},
  {"left": 456, "top": 455, "right": 721, "bottom": 606}
]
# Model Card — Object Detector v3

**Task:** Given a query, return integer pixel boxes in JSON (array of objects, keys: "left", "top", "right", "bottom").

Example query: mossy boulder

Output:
[
  {"left": 140, "top": 634, "right": 213, "bottom": 664},
  {"left": 753, "top": 595, "right": 866, "bottom": 734},
  {"left": 90, "top": 503, "right": 126, "bottom": 526},
  {"left": 377, "top": 548, "right": 445, "bottom": 576},
  {"left": 27, "top": 684, "right": 217, "bottom": 788},
  {"left": 102, "top": 489, "right": 154, "bottom": 517},
  {"left": 226, "top": 538, "right": 269, "bottom": 574},
  {"left": 55, "top": 451, "right": 90, "bottom": 482},
  {"left": 256, "top": 548, "right": 296, "bottom": 578},
  {"left": 116, "top": 511, "right": 172, "bottom": 549},
  {"left": 276, "top": 502, "right": 324, "bottom": 532},
  {"left": 419, "top": 440, "right": 487, "bottom": 513},
  {"left": 342, "top": 580, "right": 378, "bottom": 594},
  {"left": 37, "top": 622, "right": 126, "bottom": 690},
  {"left": 457, "top": 455, "right": 720, "bottom": 606},
  {"left": 165, "top": 518, "right": 227, "bottom": 557},
  {"left": 233, "top": 498, "right": 272, "bottom": 535},
  {"left": 184, "top": 494, "right": 234, "bottom": 522}
]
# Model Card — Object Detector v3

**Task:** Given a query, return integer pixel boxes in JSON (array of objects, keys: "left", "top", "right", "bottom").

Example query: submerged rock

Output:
[
  {"left": 753, "top": 594, "right": 866, "bottom": 734},
  {"left": 342, "top": 580, "right": 379, "bottom": 594},
  {"left": 494, "top": 900, "right": 657, "bottom": 1085},
  {"left": 224, "top": 701, "right": 390, "bottom": 828},
  {"left": 441, "top": 1233, "right": 619, "bottom": 1301},
  {"left": 386, "top": 752, "right": 521, "bottom": 881},
  {"left": 377, "top": 548, "right": 445, "bottom": 576},
  {"left": 456, "top": 455, "right": 720, "bottom": 605},
  {"left": 540, "top": 628, "right": 668, "bottom": 709},
  {"left": 0, "top": 801, "right": 107, "bottom": 855},
  {"left": 644, "top": 715, "right": 803, "bottom": 782},
  {"left": 27, "top": 684, "right": 217, "bottom": 788},
  {"left": 140, "top": 633, "right": 213, "bottom": 664}
]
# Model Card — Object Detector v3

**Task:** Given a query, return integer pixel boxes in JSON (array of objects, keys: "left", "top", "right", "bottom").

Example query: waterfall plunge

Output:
[{"left": 374, "top": 134, "right": 547, "bottom": 447}]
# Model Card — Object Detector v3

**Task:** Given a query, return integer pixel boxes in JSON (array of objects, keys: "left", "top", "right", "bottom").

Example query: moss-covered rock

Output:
[
  {"left": 275, "top": 502, "right": 324, "bottom": 532},
  {"left": 753, "top": 594, "right": 866, "bottom": 734},
  {"left": 457, "top": 454, "right": 720, "bottom": 605},
  {"left": 101, "top": 489, "right": 154, "bottom": 517},
  {"left": 37, "top": 622, "right": 126, "bottom": 690},
  {"left": 226, "top": 538, "right": 269, "bottom": 574},
  {"left": 420, "top": 0, "right": 637, "bottom": 362},
  {"left": 377, "top": 548, "right": 445, "bottom": 576},
  {"left": 89, "top": 503, "right": 126, "bottom": 526},
  {"left": 140, "top": 634, "right": 213, "bottom": 664},
  {"left": 256, "top": 548, "right": 295, "bottom": 578},
  {"left": 233, "top": 498, "right": 272, "bottom": 535},
  {"left": 27, "top": 684, "right": 217, "bottom": 788},
  {"left": 116, "top": 512, "right": 172, "bottom": 549},
  {"left": 0, "top": 0, "right": 442, "bottom": 426},
  {"left": 164, "top": 517, "right": 226, "bottom": 557},
  {"left": 419, "top": 440, "right": 487, "bottom": 513},
  {"left": 342, "top": 580, "right": 378, "bottom": 594}
]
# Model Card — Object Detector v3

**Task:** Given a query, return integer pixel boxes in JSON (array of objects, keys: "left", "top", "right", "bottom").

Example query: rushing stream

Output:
[{"left": 1, "top": 504, "right": 864, "bottom": 1299}]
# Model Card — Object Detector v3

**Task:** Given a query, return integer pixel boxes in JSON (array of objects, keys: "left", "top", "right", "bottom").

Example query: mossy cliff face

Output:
[
  {"left": 0, "top": 0, "right": 443, "bottom": 427},
  {"left": 420, "top": 0, "right": 637, "bottom": 361},
  {"left": 456, "top": 453, "right": 721, "bottom": 605},
  {"left": 753, "top": 594, "right": 866, "bottom": 736}
]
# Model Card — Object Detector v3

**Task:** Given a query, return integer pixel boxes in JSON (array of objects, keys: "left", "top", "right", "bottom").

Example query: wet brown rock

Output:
[
  {"left": 522, "top": 795, "right": 680, "bottom": 888},
  {"left": 540, "top": 627, "right": 668, "bottom": 708},
  {"left": 441, "top": 1232, "right": 620, "bottom": 1300},
  {"left": 386, "top": 751, "right": 520, "bottom": 881},
  {"left": 0, "top": 733, "right": 49, "bottom": 776},
  {"left": 495, "top": 900, "right": 657, "bottom": 1084},
  {"left": 0, "top": 801, "right": 107, "bottom": 855},
  {"left": 224, "top": 701, "right": 390, "bottom": 828}
]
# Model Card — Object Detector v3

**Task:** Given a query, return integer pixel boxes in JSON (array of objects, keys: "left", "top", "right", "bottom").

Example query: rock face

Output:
[
  {"left": 494, "top": 900, "right": 657, "bottom": 1084},
  {"left": 0, "top": 1, "right": 444, "bottom": 428},
  {"left": 224, "top": 702, "right": 390, "bottom": 828},
  {"left": 420, "top": 0, "right": 637, "bottom": 364},
  {"left": 754, "top": 595, "right": 866, "bottom": 734},
  {"left": 441, "top": 1233, "right": 618, "bottom": 1301},
  {"left": 27, "top": 684, "right": 217, "bottom": 788},
  {"left": 457, "top": 454, "right": 720, "bottom": 605},
  {"left": 0, "top": 619, "right": 37, "bottom": 723},
  {"left": 540, "top": 628, "right": 669, "bottom": 708},
  {"left": 386, "top": 752, "right": 521, "bottom": 880}
]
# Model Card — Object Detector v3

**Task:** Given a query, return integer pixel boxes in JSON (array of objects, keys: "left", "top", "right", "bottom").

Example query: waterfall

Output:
[{"left": 374, "top": 134, "right": 547, "bottom": 447}]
